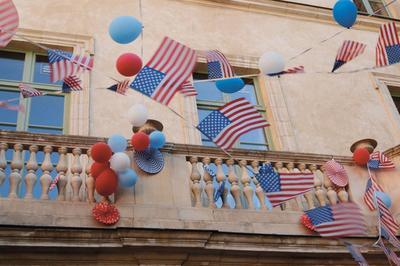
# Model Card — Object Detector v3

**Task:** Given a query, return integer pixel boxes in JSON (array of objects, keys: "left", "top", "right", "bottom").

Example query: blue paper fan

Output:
[{"left": 134, "top": 148, "right": 164, "bottom": 174}]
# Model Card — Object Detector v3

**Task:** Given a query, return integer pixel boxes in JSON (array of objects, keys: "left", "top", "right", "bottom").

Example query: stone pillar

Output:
[
  {"left": 56, "top": 147, "right": 68, "bottom": 201},
  {"left": 0, "top": 143, "right": 7, "bottom": 187},
  {"left": 190, "top": 157, "right": 201, "bottom": 207},
  {"left": 227, "top": 159, "right": 241, "bottom": 209},
  {"left": 215, "top": 158, "right": 229, "bottom": 208},
  {"left": 202, "top": 157, "right": 215, "bottom": 208},
  {"left": 40, "top": 146, "right": 53, "bottom": 200},
  {"left": 70, "top": 148, "right": 82, "bottom": 202},
  {"left": 322, "top": 166, "right": 338, "bottom": 205},
  {"left": 9, "top": 144, "right": 23, "bottom": 199},
  {"left": 85, "top": 149, "right": 95, "bottom": 203},
  {"left": 251, "top": 160, "right": 267, "bottom": 210},
  {"left": 239, "top": 160, "right": 254, "bottom": 209},
  {"left": 310, "top": 164, "right": 326, "bottom": 207},
  {"left": 24, "top": 145, "right": 38, "bottom": 199}
]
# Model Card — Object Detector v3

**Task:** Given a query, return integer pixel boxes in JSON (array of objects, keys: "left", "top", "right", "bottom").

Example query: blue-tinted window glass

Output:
[
  {"left": 195, "top": 80, "right": 223, "bottom": 102},
  {"left": 231, "top": 84, "right": 258, "bottom": 105},
  {"left": 238, "top": 128, "right": 268, "bottom": 150},
  {"left": 28, "top": 127, "right": 63, "bottom": 135},
  {"left": 29, "top": 95, "right": 64, "bottom": 128},
  {"left": 33, "top": 55, "right": 62, "bottom": 85},
  {"left": 198, "top": 109, "right": 215, "bottom": 147},
  {"left": 0, "top": 90, "right": 19, "bottom": 126},
  {"left": 0, "top": 51, "right": 25, "bottom": 81}
]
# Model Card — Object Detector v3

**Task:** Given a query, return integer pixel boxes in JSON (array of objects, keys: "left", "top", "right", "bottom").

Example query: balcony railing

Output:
[{"left": 0, "top": 130, "right": 397, "bottom": 238}]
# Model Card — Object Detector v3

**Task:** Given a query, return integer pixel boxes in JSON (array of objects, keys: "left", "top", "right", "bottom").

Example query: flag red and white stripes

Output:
[
  {"left": 364, "top": 174, "right": 384, "bottom": 211},
  {"left": 216, "top": 97, "right": 269, "bottom": 150},
  {"left": 63, "top": 75, "right": 82, "bottom": 91},
  {"left": 206, "top": 50, "right": 235, "bottom": 78},
  {"left": 267, "top": 172, "right": 314, "bottom": 207},
  {"left": 376, "top": 22, "right": 400, "bottom": 67},
  {"left": 0, "top": 100, "right": 23, "bottom": 112},
  {"left": 282, "top": 65, "right": 305, "bottom": 74},
  {"left": 48, "top": 175, "right": 60, "bottom": 192},
  {"left": 0, "top": 0, "right": 19, "bottom": 48},
  {"left": 377, "top": 197, "right": 400, "bottom": 236},
  {"left": 179, "top": 80, "right": 197, "bottom": 97},
  {"left": 370, "top": 151, "right": 395, "bottom": 169},
  {"left": 336, "top": 40, "right": 366, "bottom": 63},
  {"left": 19, "top": 83, "right": 43, "bottom": 98},
  {"left": 116, "top": 79, "right": 130, "bottom": 95},
  {"left": 376, "top": 239, "right": 400, "bottom": 265}
]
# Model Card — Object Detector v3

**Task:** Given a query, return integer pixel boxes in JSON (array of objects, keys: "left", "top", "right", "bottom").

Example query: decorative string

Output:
[{"left": 139, "top": 0, "right": 144, "bottom": 59}]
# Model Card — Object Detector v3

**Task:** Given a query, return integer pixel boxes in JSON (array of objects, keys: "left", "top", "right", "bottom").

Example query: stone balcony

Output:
[{"left": 0, "top": 130, "right": 398, "bottom": 264}]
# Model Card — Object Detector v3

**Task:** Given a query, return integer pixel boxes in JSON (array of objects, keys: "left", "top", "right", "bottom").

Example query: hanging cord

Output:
[
  {"left": 288, "top": 0, "right": 398, "bottom": 62},
  {"left": 139, "top": 0, "right": 144, "bottom": 59}
]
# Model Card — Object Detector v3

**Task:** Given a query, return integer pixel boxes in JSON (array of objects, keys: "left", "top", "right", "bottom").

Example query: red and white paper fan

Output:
[
  {"left": 92, "top": 202, "right": 120, "bottom": 225},
  {"left": 324, "top": 159, "right": 348, "bottom": 187}
]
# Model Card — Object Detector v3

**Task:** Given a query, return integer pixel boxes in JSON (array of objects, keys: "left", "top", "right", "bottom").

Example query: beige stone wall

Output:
[{"left": 12, "top": 0, "right": 400, "bottom": 156}]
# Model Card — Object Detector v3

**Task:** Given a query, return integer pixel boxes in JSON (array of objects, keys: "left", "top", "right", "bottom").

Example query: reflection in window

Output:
[
  {"left": 0, "top": 51, "right": 25, "bottom": 81},
  {"left": 354, "top": 0, "right": 389, "bottom": 17},
  {"left": 0, "top": 90, "right": 19, "bottom": 130},
  {"left": 29, "top": 94, "right": 64, "bottom": 134},
  {"left": 34, "top": 55, "right": 62, "bottom": 85}
]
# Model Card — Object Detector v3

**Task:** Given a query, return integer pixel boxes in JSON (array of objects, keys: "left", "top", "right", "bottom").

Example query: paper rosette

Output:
[
  {"left": 134, "top": 148, "right": 164, "bottom": 174},
  {"left": 92, "top": 202, "right": 120, "bottom": 225},
  {"left": 323, "top": 159, "right": 348, "bottom": 187},
  {"left": 300, "top": 214, "right": 315, "bottom": 231}
]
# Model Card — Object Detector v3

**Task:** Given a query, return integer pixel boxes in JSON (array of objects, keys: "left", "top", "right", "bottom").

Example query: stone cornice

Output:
[{"left": 181, "top": 0, "right": 398, "bottom": 31}]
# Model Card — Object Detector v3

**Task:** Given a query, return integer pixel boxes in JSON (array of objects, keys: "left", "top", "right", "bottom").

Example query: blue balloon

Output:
[
  {"left": 149, "top": 131, "right": 166, "bottom": 149},
  {"left": 118, "top": 168, "right": 138, "bottom": 187},
  {"left": 333, "top": 0, "right": 358, "bottom": 28},
  {"left": 109, "top": 16, "right": 142, "bottom": 44},
  {"left": 107, "top": 134, "right": 127, "bottom": 153},
  {"left": 374, "top": 191, "right": 392, "bottom": 208},
  {"left": 215, "top": 78, "right": 245, "bottom": 93}
]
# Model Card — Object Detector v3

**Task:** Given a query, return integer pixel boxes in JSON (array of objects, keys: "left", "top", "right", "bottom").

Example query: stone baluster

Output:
[
  {"left": 283, "top": 162, "right": 301, "bottom": 211},
  {"left": 215, "top": 158, "right": 229, "bottom": 208},
  {"left": 239, "top": 160, "right": 254, "bottom": 209},
  {"left": 40, "top": 146, "right": 53, "bottom": 200},
  {"left": 337, "top": 188, "right": 349, "bottom": 203},
  {"left": 202, "top": 157, "right": 215, "bottom": 208},
  {"left": 310, "top": 164, "right": 326, "bottom": 207},
  {"left": 56, "top": 147, "right": 68, "bottom": 201},
  {"left": 275, "top": 162, "right": 286, "bottom": 173},
  {"left": 322, "top": 166, "right": 338, "bottom": 205},
  {"left": 24, "top": 145, "right": 38, "bottom": 199},
  {"left": 0, "top": 143, "right": 7, "bottom": 187},
  {"left": 9, "top": 144, "right": 23, "bottom": 198},
  {"left": 85, "top": 149, "right": 95, "bottom": 203},
  {"left": 251, "top": 160, "right": 266, "bottom": 210},
  {"left": 70, "top": 148, "right": 83, "bottom": 202},
  {"left": 227, "top": 159, "right": 242, "bottom": 209},
  {"left": 190, "top": 157, "right": 201, "bottom": 207},
  {"left": 299, "top": 163, "right": 314, "bottom": 210}
]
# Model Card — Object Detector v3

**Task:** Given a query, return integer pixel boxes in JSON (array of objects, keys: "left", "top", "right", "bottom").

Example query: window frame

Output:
[
  {"left": 355, "top": 0, "right": 391, "bottom": 17},
  {"left": 195, "top": 73, "right": 273, "bottom": 150},
  {"left": 0, "top": 48, "right": 70, "bottom": 134}
]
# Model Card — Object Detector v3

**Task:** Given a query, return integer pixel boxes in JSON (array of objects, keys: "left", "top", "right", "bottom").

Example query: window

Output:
[
  {"left": 354, "top": 0, "right": 390, "bottom": 17},
  {"left": 0, "top": 49, "right": 69, "bottom": 134},
  {"left": 389, "top": 86, "right": 400, "bottom": 114},
  {"left": 195, "top": 73, "right": 271, "bottom": 150}
]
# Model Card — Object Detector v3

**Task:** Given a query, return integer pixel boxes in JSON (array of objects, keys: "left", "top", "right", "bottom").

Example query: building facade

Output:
[{"left": 1, "top": 0, "right": 400, "bottom": 265}]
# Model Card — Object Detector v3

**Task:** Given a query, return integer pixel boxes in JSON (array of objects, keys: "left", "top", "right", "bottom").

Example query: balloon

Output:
[
  {"left": 149, "top": 131, "right": 166, "bottom": 149},
  {"left": 91, "top": 142, "right": 112, "bottom": 163},
  {"left": 91, "top": 162, "right": 110, "bottom": 179},
  {"left": 127, "top": 104, "right": 148, "bottom": 127},
  {"left": 110, "top": 152, "right": 131, "bottom": 172},
  {"left": 107, "top": 134, "right": 128, "bottom": 153},
  {"left": 333, "top": 0, "right": 357, "bottom": 28},
  {"left": 109, "top": 16, "right": 142, "bottom": 44},
  {"left": 118, "top": 168, "right": 138, "bottom": 187},
  {"left": 215, "top": 78, "right": 245, "bottom": 93},
  {"left": 131, "top": 132, "right": 150, "bottom": 151},
  {"left": 374, "top": 191, "right": 392, "bottom": 208},
  {"left": 95, "top": 169, "right": 118, "bottom": 196},
  {"left": 116, "top": 53, "right": 142, "bottom": 77},
  {"left": 353, "top": 147, "right": 370, "bottom": 166},
  {"left": 259, "top": 51, "right": 285, "bottom": 75}
]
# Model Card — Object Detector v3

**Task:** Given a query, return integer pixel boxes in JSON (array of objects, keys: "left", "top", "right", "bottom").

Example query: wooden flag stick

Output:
[{"left": 192, "top": 74, "right": 259, "bottom": 84}]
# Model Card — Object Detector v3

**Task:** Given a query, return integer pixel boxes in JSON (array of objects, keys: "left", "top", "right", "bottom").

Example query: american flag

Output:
[
  {"left": 179, "top": 80, "right": 197, "bottom": 97},
  {"left": 255, "top": 163, "right": 314, "bottom": 207},
  {"left": 368, "top": 151, "right": 395, "bottom": 169},
  {"left": 0, "top": 0, "right": 19, "bottom": 48},
  {"left": 107, "top": 79, "right": 130, "bottom": 95},
  {"left": 48, "top": 49, "right": 94, "bottom": 82},
  {"left": 364, "top": 174, "right": 384, "bottom": 211},
  {"left": 0, "top": 101, "right": 23, "bottom": 112},
  {"left": 304, "top": 202, "right": 367, "bottom": 238},
  {"left": 381, "top": 223, "right": 400, "bottom": 250},
  {"left": 268, "top": 66, "right": 304, "bottom": 76},
  {"left": 197, "top": 97, "right": 269, "bottom": 151},
  {"left": 343, "top": 241, "right": 369, "bottom": 266},
  {"left": 48, "top": 174, "right": 60, "bottom": 192},
  {"left": 332, "top": 40, "right": 366, "bottom": 72},
  {"left": 62, "top": 75, "right": 82, "bottom": 93},
  {"left": 376, "top": 239, "right": 400, "bottom": 265},
  {"left": 130, "top": 37, "right": 197, "bottom": 106},
  {"left": 376, "top": 22, "right": 400, "bottom": 67},
  {"left": 19, "top": 83, "right": 43, "bottom": 98},
  {"left": 206, "top": 50, "right": 235, "bottom": 79},
  {"left": 377, "top": 197, "right": 399, "bottom": 236}
]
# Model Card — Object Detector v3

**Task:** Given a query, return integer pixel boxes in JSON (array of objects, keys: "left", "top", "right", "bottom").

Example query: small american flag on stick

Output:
[
  {"left": 206, "top": 50, "right": 235, "bottom": 79},
  {"left": 368, "top": 151, "right": 395, "bottom": 169},
  {"left": 377, "top": 197, "right": 399, "bottom": 236},
  {"left": 62, "top": 75, "right": 82, "bottom": 93},
  {"left": 376, "top": 22, "right": 400, "bottom": 67},
  {"left": 363, "top": 174, "right": 384, "bottom": 211},
  {"left": 0, "top": 0, "right": 19, "bottom": 48},
  {"left": 197, "top": 97, "right": 269, "bottom": 151},
  {"left": 381, "top": 223, "right": 400, "bottom": 250},
  {"left": 375, "top": 238, "right": 400, "bottom": 265},
  {"left": 179, "top": 80, "right": 197, "bottom": 97},
  {"left": 48, "top": 174, "right": 60, "bottom": 192},
  {"left": 19, "top": 83, "right": 43, "bottom": 98},
  {"left": 107, "top": 79, "right": 130, "bottom": 95},
  {"left": 332, "top": 40, "right": 366, "bottom": 72}
]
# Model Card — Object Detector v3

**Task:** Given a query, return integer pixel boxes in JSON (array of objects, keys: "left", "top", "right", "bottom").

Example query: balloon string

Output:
[{"left": 139, "top": 0, "right": 144, "bottom": 59}]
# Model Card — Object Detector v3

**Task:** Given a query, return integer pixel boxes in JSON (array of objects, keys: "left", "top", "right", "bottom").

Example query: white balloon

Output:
[
  {"left": 110, "top": 152, "right": 131, "bottom": 172},
  {"left": 127, "top": 104, "right": 148, "bottom": 127},
  {"left": 258, "top": 51, "right": 285, "bottom": 75}
]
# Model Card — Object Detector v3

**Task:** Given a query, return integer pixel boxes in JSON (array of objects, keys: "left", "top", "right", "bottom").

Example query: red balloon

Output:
[
  {"left": 91, "top": 142, "right": 112, "bottom": 163},
  {"left": 353, "top": 148, "right": 370, "bottom": 166},
  {"left": 116, "top": 53, "right": 142, "bottom": 77},
  {"left": 131, "top": 132, "right": 150, "bottom": 151},
  {"left": 95, "top": 169, "right": 118, "bottom": 197},
  {"left": 91, "top": 162, "right": 110, "bottom": 179}
]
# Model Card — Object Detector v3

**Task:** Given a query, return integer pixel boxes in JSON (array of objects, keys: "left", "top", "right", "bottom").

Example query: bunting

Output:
[
  {"left": 332, "top": 40, "right": 366, "bottom": 72},
  {"left": 0, "top": 0, "right": 19, "bottom": 48},
  {"left": 19, "top": 83, "right": 42, "bottom": 98},
  {"left": 368, "top": 151, "right": 395, "bottom": 170},
  {"left": 376, "top": 22, "right": 400, "bottom": 67},
  {"left": 206, "top": 50, "right": 235, "bottom": 79},
  {"left": 107, "top": 79, "right": 130, "bottom": 95}
]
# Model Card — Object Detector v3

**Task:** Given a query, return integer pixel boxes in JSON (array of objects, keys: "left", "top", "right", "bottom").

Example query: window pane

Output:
[
  {"left": 231, "top": 83, "right": 258, "bottom": 105},
  {"left": 368, "top": 0, "right": 389, "bottom": 16},
  {"left": 195, "top": 80, "right": 223, "bottom": 102},
  {"left": 0, "top": 90, "right": 20, "bottom": 125},
  {"left": 0, "top": 51, "right": 25, "bottom": 81},
  {"left": 28, "top": 127, "right": 63, "bottom": 135},
  {"left": 198, "top": 109, "right": 216, "bottom": 146},
  {"left": 29, "top": 94, "right": 64, "bottom": 128},
  {"left": 239, "top": 128, "right": 268, "bottom": 150},
  {"left": 33, "top": 55, "right": 62, "bottom": 85},
  {"left": 354, "top": 0, "right": 368, "bottom": 12}
]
